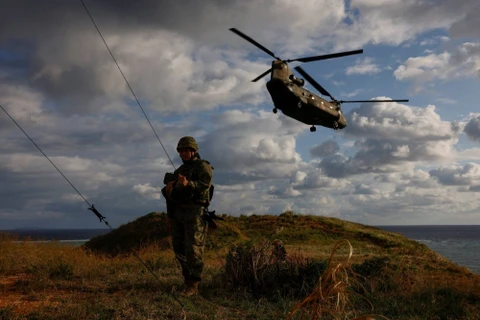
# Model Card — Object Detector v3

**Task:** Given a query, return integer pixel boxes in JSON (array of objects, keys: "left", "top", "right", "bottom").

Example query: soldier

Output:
[{"left": 161, "top": 136, "right": 214, "bottom": 296}]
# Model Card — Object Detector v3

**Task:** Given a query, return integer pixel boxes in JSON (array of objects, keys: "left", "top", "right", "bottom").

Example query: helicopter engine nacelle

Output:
[{"left": 289, "top": 74, "right": 305, "bottom": 86}]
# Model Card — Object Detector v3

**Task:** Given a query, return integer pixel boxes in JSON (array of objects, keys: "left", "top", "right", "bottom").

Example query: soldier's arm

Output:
[{"left": 187, "top": 162, "right": 212, "bottom": 193}]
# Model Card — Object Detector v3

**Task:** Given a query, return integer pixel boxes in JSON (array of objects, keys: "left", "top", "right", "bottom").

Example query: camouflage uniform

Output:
[{"left": 161, "top": 136, "right": 213, "bottom": 295}]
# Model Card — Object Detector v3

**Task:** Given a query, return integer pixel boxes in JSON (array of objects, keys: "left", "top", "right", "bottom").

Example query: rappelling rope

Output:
[
  {"left": 1, "top": 105, "right": 94, "bottom": 213},
  {"left": 79, "top": 0, "right": 176, "bottom": 171}
]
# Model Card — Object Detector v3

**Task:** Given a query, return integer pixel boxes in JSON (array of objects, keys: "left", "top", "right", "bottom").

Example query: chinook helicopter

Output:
[{"left": 230, "top": 28, "right": 409, "bottom": 132}]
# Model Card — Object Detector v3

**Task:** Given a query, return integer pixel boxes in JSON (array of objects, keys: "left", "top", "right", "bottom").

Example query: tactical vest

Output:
[{"left": 169, "top": 159, "right": 214, "bottom": 206}]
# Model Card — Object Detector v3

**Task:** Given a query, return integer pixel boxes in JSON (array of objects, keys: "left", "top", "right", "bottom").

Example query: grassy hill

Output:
[
  {"left": 1, "top": 211, "right": 479, "bottom": 319},
  {"left": 84, "top": 211, "right": 428, "bottom": 256}
]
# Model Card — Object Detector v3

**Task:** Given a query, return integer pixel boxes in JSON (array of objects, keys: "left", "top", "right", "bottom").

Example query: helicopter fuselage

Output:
[{"left": 266, "top": 61, "right": 347, "bottom": 130}]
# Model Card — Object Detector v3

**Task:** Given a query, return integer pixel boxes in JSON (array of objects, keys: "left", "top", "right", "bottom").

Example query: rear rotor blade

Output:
[
  {"left": 230, "top": 28, "right": 280, "bottom": 60},
  {"left": 338, "top": 99, "right": 409, "bottom": 104},
  {"left": 252, "top": 68, "right": 272, "bottom": 82},
  {"left": 288, "top": 49, "right": 363, "bottom": 63},
  {"left": 294, "top": 66, "right": 335, "bottom": 100}
]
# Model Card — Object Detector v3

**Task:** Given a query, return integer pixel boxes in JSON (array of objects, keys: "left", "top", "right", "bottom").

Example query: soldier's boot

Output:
[{"left": 180, "top": 279, "right": 199, "bottom": 297}]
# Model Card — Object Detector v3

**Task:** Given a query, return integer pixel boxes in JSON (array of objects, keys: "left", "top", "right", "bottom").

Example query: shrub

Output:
[{"left": 221, "top": 239, "right": 327, "bottom": 299}]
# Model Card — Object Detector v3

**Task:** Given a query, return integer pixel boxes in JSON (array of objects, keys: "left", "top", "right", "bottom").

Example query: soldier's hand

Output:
[{"left": 177, "top": 174, "right": 189, "bottom": 187}]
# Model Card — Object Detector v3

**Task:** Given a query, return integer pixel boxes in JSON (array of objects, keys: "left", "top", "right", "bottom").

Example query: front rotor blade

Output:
[
  {"left": 289, "top": 49, "right": 364, "bottom": 63},
  {"left": 294, "top": 66, "right": 335, "bottom": 100},
  {"left": 252, "top": 68, "right": 272, "bottom": 82},
  {"left": 230, "top": 28, "right": 280, "bottom": 60},
  {"left": 338, "top": 99, "right": 409, "bottom": 104}
]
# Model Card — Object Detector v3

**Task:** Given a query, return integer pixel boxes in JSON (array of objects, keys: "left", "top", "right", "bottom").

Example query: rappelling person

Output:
[{"left": 161, "top": 136, "right": 214, "bottom": 297}]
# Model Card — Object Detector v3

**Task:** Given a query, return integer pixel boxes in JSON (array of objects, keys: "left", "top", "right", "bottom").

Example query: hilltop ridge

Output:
[{"left": 84, "top": 211, "right": 436, "bottom": 261}]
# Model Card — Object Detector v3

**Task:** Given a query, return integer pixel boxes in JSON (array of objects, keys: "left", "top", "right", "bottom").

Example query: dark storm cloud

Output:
[
  {"left": 0, "top": 0, "right": 272, "bottom": 115},
  {"left": 1, "top": 0, "right": 126, "bottom": 113}
]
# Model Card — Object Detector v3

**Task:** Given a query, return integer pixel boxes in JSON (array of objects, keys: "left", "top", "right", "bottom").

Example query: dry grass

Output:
[
  {"left": 1, "top": 212, "right": 480, "bottom": 320},
  {"left": 286, "top": 239, "right": 390, "bottom": 320}
]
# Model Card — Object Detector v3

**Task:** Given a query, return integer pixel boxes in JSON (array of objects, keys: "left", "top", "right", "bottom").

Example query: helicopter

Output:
[{"left": 229, "top": 28, "right": 409, "bottom": 132}]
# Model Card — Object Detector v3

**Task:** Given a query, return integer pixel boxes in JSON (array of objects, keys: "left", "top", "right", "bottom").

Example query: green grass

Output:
[{"left": 1, "top": 211, "right": 479, "bottom": 320}]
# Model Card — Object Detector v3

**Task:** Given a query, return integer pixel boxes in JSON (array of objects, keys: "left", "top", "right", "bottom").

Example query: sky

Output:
[{"left": 1, "top": 0, "right": 480, "bottom": 229}]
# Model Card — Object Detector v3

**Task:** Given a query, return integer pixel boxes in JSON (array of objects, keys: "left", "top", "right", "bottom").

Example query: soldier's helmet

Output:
[{"left": 177, "top": 136, "right": 199, "bottom": 152}]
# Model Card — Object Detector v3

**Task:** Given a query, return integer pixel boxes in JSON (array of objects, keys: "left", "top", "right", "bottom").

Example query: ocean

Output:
[
  {"left": 378, "top": 225, "right": 480, "bottom": 275},
  {"left": 1, "top": 225, "right": 479, "bottom": 274}
]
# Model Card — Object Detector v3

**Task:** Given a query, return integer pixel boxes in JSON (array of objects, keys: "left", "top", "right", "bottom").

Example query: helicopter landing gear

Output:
[
  {"left": 273, "top": 108, "right": 277, "bottom": 114},
  {"left": 310, "top": 126, "right": 316, "bottom": 132},
  {"left": 333, "top": 121, "right": 339, "bottom": 130}
]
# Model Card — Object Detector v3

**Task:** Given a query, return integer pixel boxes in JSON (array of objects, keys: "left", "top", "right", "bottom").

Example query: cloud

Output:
[
  {"left": 342, "top": 89, "right": 364, "bottom": 98},
  {"left": 354, "top": 184, "right": 380, "bottom": 195},
  {"left": 0, "top": 0, "right": 356, "bottom": 116},
  {"left": 394, "top": 42, "right": 480, "bottom": 85},
  {"left": 199, "top": 110, "right": 304, "bottom": 182},
  {"left": 436, "top": 97, "right": 457, "bottom": 105},
  {"left": 268, "top": 185, "right": 302, "bottom": 198},
  {"left": 430, "top": 163, "right": 480, "bottom": 187},
  {"left": 3, "top": 0, "right": 480, "bottom": 228},
  {"left": 455, "top": 148, "right": 480, "bottom": 162},
  {"left": 132, "top": 183, "right": 161, "bottom": 200},
  {"left": 345, "top": 57, "right": 382, "bottom": 75},
  {"left": 317, "top": 101, "right": 459, "bottom": 178},
  {"left": 464, "top": 115, "right": 480, "bottom": 142},
  {"left": 297, "top": 169, "right": 351, "bottom": 189},
  {"left": 449, "top": 2, "right": 480, "bottom": 38},
  {"left": 2, "top": 0, "right": 476, "bottom": 117},
  {"left": 383, "top": 169, "right": 441, "bottom": 192},
  {"left": 346, "top": 187, "right": 458, "bottom": 218},
  {"left": 310, "top": 140, "right": 340, "bottom": 158},
  {"left": 335, "top": 0, "right": 476, "bottom": 50}
]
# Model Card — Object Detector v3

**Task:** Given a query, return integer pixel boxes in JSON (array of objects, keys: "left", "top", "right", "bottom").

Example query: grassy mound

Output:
[
  {"left": 83, "top": 212, "right": 170, "bottom": 256},
  {"left": 84, "top": 210, "right": 430, "bottom": 257}
]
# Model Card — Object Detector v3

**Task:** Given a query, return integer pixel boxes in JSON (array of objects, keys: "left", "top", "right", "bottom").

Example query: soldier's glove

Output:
[{"left": 163, "top": 172, "right": 176, "bottom": 185}]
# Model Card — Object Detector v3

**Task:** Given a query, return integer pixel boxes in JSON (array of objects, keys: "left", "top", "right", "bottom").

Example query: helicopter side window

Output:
[{"left": 289, "top": 74, "right": 305, "bottom": 87}]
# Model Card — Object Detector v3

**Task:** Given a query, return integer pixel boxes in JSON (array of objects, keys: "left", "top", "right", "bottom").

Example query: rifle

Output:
[{"left": 202, "top": 209, "right": 224, "bottom": 229}]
